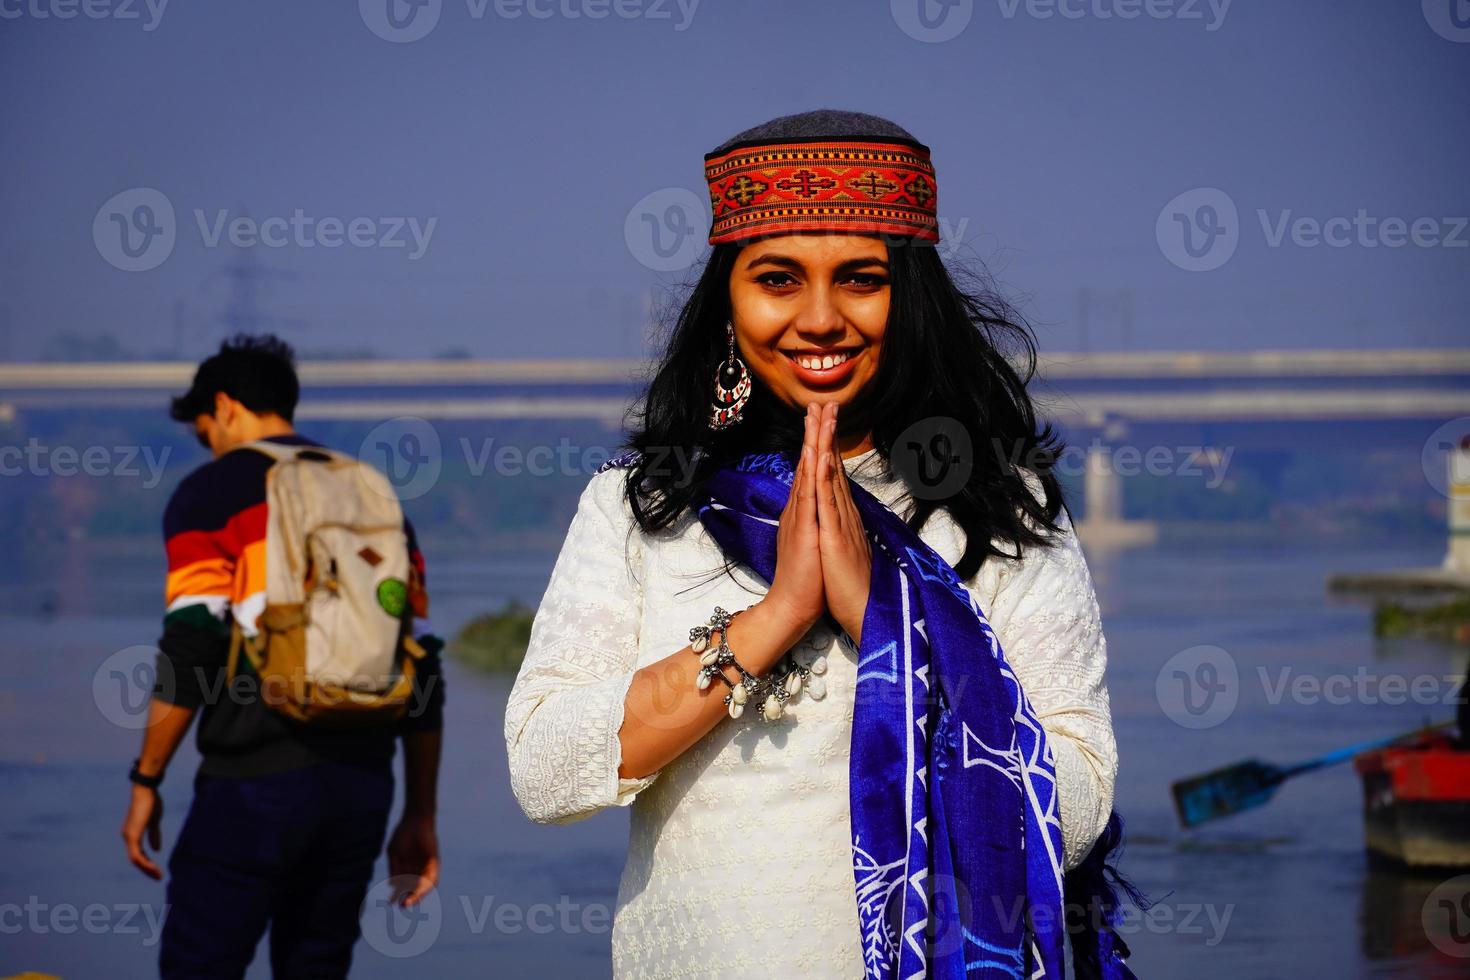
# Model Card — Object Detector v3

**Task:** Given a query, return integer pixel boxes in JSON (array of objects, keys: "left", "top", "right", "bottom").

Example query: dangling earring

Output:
[{"left": 709, "top": 320, "right": 751, "bottom": 430}]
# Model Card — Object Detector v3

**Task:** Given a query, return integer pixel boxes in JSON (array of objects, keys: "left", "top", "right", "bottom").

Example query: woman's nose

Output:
[{"left": 791, "top": 286, "right": 843, "bottom": 339}]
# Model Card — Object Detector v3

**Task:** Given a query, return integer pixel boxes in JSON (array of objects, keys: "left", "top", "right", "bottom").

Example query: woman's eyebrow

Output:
[
  {"left": 834, "top": 257, "right": 889, "bottom": 273},
  {"left": 743, "top": 254, "right": 890, "bottom": 272},
  {"left": 743, "top": 252, "right": 803, "bottom": 271}
]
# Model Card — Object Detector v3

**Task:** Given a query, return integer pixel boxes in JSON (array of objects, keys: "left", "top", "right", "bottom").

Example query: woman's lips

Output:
[{"left": 783, "top": 348, "right": 862, "bottom": 387}]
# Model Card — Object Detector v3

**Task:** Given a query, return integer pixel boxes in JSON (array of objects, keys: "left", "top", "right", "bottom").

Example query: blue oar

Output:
[{"left": 1171, "top": 721, "right": 1456, "bottom": 828}]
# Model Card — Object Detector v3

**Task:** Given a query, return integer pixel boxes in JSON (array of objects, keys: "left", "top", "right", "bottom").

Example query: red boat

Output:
[{"left": 1354, "top": 730, "right": 1470, "bottom": 869}]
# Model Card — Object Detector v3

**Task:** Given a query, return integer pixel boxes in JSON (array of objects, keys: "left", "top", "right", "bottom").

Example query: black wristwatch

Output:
[{"left": 128, "top": 758, "right": 164, "bottom": 790}]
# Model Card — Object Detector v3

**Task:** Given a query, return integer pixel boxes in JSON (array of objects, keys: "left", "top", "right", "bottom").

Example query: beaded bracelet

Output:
[{"left": 689, "top": 605, "right": 826, "bottom": 722}]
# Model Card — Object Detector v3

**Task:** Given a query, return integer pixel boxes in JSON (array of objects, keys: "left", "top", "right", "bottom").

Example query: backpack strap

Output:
[{"left": 237, "top": 439, "right": 336, "bottom": 465}]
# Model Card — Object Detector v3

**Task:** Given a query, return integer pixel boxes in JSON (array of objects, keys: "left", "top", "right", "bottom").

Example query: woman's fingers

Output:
[
  {"left": 824, "top": 404, "right": 867, "bottom": 555},
  {"left": 828, "top": 403, "right": 855, "bottom": 530},
  {"left": 817, "top": 403, "right": 843, "bottom": 530},
  {"left": 784, "top": 412, "right": 803, "bottom": 518},
  {"left": 798, "top": 403, "right": 817, "bottom": 530},
  {"left": 795, "top": 401, "right": 869, "bottom": 551},
  {"left": 817, "top": 442, "right": 835, "bottom": 527},
  {"left": 831, "top": 420, "right": 860, "bottom": 527}
]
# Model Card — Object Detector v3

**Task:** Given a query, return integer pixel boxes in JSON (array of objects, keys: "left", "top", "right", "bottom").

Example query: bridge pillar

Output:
[
  {"left": 1445, "top": 436, "right": 1470, "bottom": 576},
  {"left": 1074, "top": 430, "right": 1159, "bottom": 551}
]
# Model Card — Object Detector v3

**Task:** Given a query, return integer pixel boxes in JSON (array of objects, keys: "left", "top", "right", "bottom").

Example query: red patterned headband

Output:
[{"left": 704, "top": 135, "right": 939, "bottom": 245}]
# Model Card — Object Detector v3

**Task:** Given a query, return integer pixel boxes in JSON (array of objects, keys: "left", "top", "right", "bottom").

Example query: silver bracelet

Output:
[{"left": 690, "top": 605, "right": 821, "bottom": 722}]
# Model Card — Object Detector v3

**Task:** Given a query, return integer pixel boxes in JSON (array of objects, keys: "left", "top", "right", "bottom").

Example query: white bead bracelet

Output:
[{"left": 689, "top": 604, "right": 819, "bottom": 722}]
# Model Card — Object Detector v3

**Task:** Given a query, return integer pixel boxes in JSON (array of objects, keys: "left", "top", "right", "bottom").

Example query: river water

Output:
[{"left": 1, "top": 537, "right": 1467, "bottom": 978}]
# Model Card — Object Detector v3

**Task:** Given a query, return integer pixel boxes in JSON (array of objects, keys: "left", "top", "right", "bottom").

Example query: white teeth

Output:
[{"left": 796, "top": 351, "right": 853, "bottom": 371}]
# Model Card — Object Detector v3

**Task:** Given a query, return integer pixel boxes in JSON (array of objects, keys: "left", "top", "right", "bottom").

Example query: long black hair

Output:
[
  {"left": 621, "top": 236, "right": 1069, "bottom": 582},
  {"left": 622, "top": 234, "right": 1145, "bottom": 972}
]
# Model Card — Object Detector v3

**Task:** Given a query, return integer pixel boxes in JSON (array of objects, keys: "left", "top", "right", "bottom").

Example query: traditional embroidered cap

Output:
[{"left": 704, "top": 109, "right": 939, "bottom": 246}]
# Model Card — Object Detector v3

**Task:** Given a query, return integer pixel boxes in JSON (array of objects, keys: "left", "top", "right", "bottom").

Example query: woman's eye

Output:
[
  {"left": 844, "top": 273, "right": 888, "bottom": 289},
  {"left": 758, "top": 272, "right": 798, "bottom": 288}
]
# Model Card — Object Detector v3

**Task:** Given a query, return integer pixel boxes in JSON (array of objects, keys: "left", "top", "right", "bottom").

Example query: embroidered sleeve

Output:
[
  {"left": 979, "top": 487, "right": 1118, "bottom": 873},
  {"left": 504, "top": 468, "right": 657, "bottom": 825}
]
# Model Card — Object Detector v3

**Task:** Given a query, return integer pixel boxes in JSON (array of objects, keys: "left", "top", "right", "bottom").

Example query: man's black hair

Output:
[{"left": 169, "top": 333, "right": 300, "bottom": 423}]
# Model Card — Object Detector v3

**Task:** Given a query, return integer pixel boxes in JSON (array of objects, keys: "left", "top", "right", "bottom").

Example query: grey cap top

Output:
[{"left": 706, "top": 108, "right": 925, "bottom": 158}]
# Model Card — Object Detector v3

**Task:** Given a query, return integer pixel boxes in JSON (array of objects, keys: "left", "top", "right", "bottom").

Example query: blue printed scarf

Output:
[{"left": 599, "top": 449, "right": 1136, "bottom": 979}]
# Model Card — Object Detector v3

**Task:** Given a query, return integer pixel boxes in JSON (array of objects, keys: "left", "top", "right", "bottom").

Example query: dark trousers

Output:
[{"left": 159, "top": 759, "right": 396, "bottom": 979}]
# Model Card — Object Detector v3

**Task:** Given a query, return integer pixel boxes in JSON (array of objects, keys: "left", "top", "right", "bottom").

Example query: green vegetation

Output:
[
  {"left": 451, "top": 601, "right": 536, "bottom": 672},
  {"left": 1374, "top": 594, "right": 1470, "bottom": 645}
]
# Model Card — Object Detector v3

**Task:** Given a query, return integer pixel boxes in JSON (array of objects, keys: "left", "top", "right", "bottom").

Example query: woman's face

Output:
[{"left": 727, "top": 234, "right": 889, "bottom": 413}]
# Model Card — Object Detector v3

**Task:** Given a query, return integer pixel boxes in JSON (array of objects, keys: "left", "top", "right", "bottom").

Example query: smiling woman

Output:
[
  {"left": 505, "top": 108, "right": 1138, "bottom": 980},
  {"left": 731, "top": 234, "right": 889, "bottom": 418}
]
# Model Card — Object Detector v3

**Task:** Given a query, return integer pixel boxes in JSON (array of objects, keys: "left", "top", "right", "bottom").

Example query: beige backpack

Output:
[{"left": 226, "top": 440, "right": 426, "bottom": 727}]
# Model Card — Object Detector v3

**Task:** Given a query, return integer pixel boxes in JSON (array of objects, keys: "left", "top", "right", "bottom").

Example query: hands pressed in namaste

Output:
[{"left": 765, "top": 401, "right": 873, "bottom": 647}]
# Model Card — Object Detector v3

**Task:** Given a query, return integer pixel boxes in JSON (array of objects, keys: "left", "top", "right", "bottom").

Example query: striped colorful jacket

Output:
[
  {"left": 158, "top": 433, "right": 442, "bottom": 778},
  {"left": 164, "top": 436, "right": 428, "bottom": 635}
]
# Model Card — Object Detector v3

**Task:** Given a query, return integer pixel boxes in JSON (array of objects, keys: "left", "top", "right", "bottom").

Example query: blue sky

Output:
[{"left": 1, "top": 0, "right": 1466, "bottom": 361}]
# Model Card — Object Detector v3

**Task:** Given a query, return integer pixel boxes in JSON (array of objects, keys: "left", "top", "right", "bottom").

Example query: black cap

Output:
[{"left": 169, "top": 334, "right": 300, "bottom": 423}]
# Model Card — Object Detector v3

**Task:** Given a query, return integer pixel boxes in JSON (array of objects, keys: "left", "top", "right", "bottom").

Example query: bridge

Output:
[{"left": 5, "top": 348, "right": 1468, "bottom": 550}]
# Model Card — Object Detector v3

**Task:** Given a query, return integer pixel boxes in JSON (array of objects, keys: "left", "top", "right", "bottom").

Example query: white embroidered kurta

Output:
[{"left": 504, "top": 449, "right": 1119, "bottom": 979}]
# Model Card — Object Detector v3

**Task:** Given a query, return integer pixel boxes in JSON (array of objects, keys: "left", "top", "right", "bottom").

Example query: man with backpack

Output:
[{"left": 121, "top": 334, "right": 445, "bottom": 978}]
